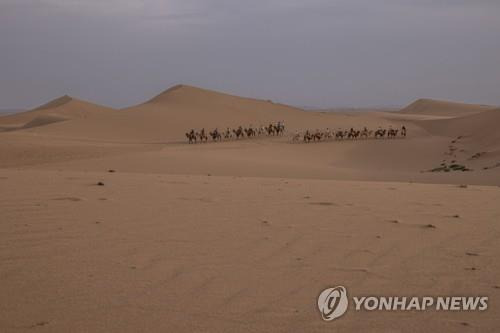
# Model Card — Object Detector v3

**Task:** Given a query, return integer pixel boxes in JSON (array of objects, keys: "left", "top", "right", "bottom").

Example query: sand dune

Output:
[
  {"left": 0, "top": 96, "right": 114, "bottom": 131},
  {"left": 398, "top": 98, "right": 496, "bottom": 117},
  {"left": 118, "top": 84, "right": 312, "bottom": 140},
  {"left": 0, "top": 85, "right": 308, "bottom": 140},
  {"left": 417, "top": 108, "right": 500, "bottom": 148},
  {"left": 33, "top": 95, "right": 74, "bottom": 111},
  {"left": 0, "top": 85, "right": 397, "bottom": 142},
  {"left": 120, "top": 84, "right": 346, "bottom": 140}
]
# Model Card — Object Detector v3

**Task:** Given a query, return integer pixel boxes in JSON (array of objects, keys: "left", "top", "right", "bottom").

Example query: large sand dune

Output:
[
  {"left": 418, "top": 108, "right": 500, "bottom": 146},
  {"left": 0, "top": 95, "right": 115, "bottom": 131},
  {"left": 1, "top": 85, "right": 500, "bottom": 332},
  {"left": 398, "top": 98, "right": 496, "bottom": 117}
]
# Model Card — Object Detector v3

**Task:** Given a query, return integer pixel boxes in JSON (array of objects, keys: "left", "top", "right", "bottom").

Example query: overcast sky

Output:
[{"left": 1, "top": 0, "right": 499, "bottom": 109}]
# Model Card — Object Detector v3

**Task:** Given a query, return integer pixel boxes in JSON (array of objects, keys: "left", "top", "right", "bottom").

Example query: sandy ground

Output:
[
  {"left": 1, "top": 86, "right": 500, "bottom": 332},
  {"left": 1, "top": 170, "right": 499, "bottom": 332}
]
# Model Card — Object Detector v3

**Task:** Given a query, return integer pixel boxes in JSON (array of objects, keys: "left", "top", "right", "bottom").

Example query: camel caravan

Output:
[
  {"left": 291, "top": 126, "right": 407, "bottom": 143},
  {"left": 185, "top": 122, "right": 285, "bottom": 144}
]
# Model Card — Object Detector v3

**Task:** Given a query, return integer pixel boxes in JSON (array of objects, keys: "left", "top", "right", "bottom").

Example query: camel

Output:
[
  {"left": 387, "top": 128, "right": 399, "bottom": 138},
  {"left": 209, "top": 129, "right": 222, "bottom": 142},
  {"left": 186, "top": 130, "right": 197, "bottom": 144},
  {"left": 233, "top": 127, "right": 245, "bottom": 139},
  {"left": 275, "top": 122, "right": 285, "bottom": 136},
  {"left": 303, "top": 130, "right": 312, "bottom": 143},
  {"left": 266, "top": 123, "right": 276, "bottom": 136},
  {"left": 401, "top": 126, "right": 407, "bottom": 137},
  {"left": 312, "top": 130, "right": 323, "bottom": 141},
  {"left": 374, "top": 129, "right": 386, "bottom": 139},
  {"left": 360, "top": 127, "right": 370, "bottom": 139},
  {"left": 348, "top": 128, "right": 360, "bottom": 139},
  {"left": 198, "top": 128, "right": 208, "bottom": 142},
  {"left": 244, "top": 127, "right": 256, "bottom": 137}
]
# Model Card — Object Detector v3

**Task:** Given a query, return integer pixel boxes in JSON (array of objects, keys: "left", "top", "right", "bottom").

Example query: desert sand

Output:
[
  {"left": 398, "top": 98, "right": 496, "bottom": 117},
  {"left": 1, "top": 85, "right": 499, "bottom": 332}
]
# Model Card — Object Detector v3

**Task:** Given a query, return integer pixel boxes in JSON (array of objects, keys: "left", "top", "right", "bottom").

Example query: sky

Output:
[{"left": 1, "top": 0, "right": 500, "bottom": 109}]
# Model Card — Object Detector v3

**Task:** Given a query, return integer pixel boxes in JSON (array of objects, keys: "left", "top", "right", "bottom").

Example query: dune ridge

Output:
[
  {"left": 398, "top": 98, "right": 496, "bottom": 117},
  {"left": 34, "top": 95, "right": 74, "bottom": 111},
  {"left": 0, "top": 96, "right": 115, "bottom": 131},
  {"left": 144, "top": 84, "right": 287, "bottom": 106}
]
